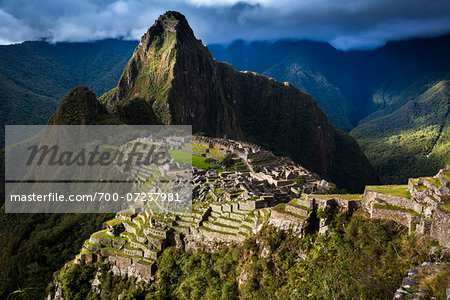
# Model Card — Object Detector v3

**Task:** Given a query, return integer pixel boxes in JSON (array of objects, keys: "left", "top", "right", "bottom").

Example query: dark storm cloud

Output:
[{"left": 0, "top": 0, "right": 449, "bottom": 49}]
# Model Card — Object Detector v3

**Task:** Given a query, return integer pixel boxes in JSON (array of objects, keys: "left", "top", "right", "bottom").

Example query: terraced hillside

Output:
[
  {"left": 50, "top": 139, "right": 449, "bottom": 293},
  {"left": 62, "top": 136, "right": 332, "bottom": 285},
  {"left": 362, "top": 168, "right": 450, "bottom": 248}
]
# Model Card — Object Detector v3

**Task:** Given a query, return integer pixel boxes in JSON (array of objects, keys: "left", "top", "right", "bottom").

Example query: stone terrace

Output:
[{"left": 74, "top": 136, "right": 450, "bottom": 283}]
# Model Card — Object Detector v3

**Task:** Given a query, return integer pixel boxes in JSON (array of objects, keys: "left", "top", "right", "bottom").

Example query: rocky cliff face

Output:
[{"left": 100, "top": 11, "right": 378, "bottom": 192}]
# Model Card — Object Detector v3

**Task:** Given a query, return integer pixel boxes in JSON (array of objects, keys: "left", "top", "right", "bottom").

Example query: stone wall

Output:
[
  {"left": 363, "top": 190, "right": 423, "bottom": 215},
  {"left": 284, "top": 204, "right": 309, "bottom": 217},
  {"left": 107, "top": 255, "right": 155, "bottom": 283},
  {"left": 371, "top": 204, "right": 412, "bottom": 228},
  {"left": 430, "top": 208, "right": 450, "bottom": 249},
  {"left": 268, "top": 209, "right": 305, "bottom": 235},
  {"left": 89, "top": 237, "right": 126, "bottom": 249}
]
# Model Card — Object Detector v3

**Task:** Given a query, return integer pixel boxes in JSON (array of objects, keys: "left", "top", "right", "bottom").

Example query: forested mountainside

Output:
[
  {"left": 0, "top": 39, "right": 136, "bottom": 132},
  {"left": 209, "top": 36, "right": 450, "bottom": 183},
  {"left": 2, "top": 30, "right": 449, "bottom": 183}
]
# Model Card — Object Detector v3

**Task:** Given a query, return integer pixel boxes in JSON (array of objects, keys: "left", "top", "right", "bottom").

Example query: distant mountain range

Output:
[
  {"left": 1, "top": 25, "right": 449, "bottom": 183},
  {"left": 209, "top": 37, "right": 450, "bottom": 183}
]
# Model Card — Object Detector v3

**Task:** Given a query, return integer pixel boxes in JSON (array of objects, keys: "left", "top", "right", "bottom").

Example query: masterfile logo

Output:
[{"left": 5, "top": 125, "right": 193, "bottom": 213}]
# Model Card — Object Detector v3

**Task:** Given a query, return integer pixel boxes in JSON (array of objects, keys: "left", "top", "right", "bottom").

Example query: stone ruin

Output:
[{"left": 73, "top": 136, "right": 450, "bottom": 284}]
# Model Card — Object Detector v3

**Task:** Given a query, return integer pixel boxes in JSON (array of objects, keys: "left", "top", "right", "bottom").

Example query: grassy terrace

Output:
[
  {"left": 289, "top": 199, "right": 311, "bottom": 211},
  {"left": 116, "top": 250, "right": 144, "bottom": 260},
  {"left": 129, "top": 235, "right": 147, "bottom": 246},
  {"left": 218, "top": 215, "right": 242, "bottom": 223},
  {"left": 104, "top": 218, "right": 123, "bottom": 227},
  {"left": 169, "top": 149, "right": 220, "bottom": 169},
  {"left": 191, "top": 143, "right": 209, "bottom": 150},
  {"left": 373, "top": 203, "right": 420, "bottom": 216},
  {"left": 122, "top": 220, "right": 164, "bottom": 240},
  {"left": 199, "top": 226, "right": 236, "bottom": 236},
  {"left": 83, "top": 239, "right": 100, "bottom": 246},
  {"left": 138, "top": 259, "right": 153, "bottom": 266},
  {"left": 124, "top": 244, "right": 143, "bottom": 252},
  {"left": 425, "top": 177, "right": 441, "bottom": 188},
  {"left": 100, "top": 247, "right": 119, "bottom": 252},
  {"left": 440, "top": 201, "right": 450, "bottom": 213},
  {"left": 241, "top": 224, "right": 253, "bottom": 232},
  {"left": 366, "top": 185, "right": 411, "bottom": 198},
  {"left": 238, "top": 231, "right": 249, "bottom": 237},
  {"left": 91, "top": 230, "right": 128, "bottom": 240},
  {"left": 249, "top": 157, "right": 272, "bottom": 164},
  {"left": 309, "top": 194, "right": 364, "bottom": 200},
  {"left": 210, "top": 221, "right": 239, "bottom": 230},
  {"left": 193, "top": 147, "right": 225, "bottom": 159},
  {"left": 411, "top": 179, "right": 428, "bottom": 192}
]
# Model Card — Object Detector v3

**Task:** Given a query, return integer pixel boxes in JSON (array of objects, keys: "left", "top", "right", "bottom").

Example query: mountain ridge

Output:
[{"left": 56, "top": 11, "right": 378, "bottom": 192}]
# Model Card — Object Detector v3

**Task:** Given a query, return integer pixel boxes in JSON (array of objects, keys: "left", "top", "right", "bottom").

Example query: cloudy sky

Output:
[{"left": 1, "top": 0, "right": 450, "bottom": 50}]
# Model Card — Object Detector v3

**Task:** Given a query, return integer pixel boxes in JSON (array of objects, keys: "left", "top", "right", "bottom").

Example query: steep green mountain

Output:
[
  {"left": 0, "top": 39, "right": 137, "bottom": 138},
  {"left": 209, "top": 36, "right": 450, "bottom": 132},
  {"left": 351, "top": 80, "right": 450, "bottom": 183},
  {"left": 0, "top": 85, "right": 120, "bottom": 298},
  {"left": 208, "top": 40, "right": 376, "bottom": 132},
  {"left": 209, "top": 36, "right": 450, "bottom": 182},
  {"left": 0, "top": 210, "right": 114, "bottom": 298},
  {"left": 97, "top": 11, "right": 378, "bottom": 192},
  {"left": 47, "top": 85, "right": 121, "bottom": 125}
]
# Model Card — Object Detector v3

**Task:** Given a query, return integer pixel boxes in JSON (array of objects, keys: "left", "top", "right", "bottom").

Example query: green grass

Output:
[
  {"left": 168, "top": 149, "right": 192, "bottom": 164},
  {"left": 169, "top": 150, "right": 219, "bottom": 169},
  {"left": 289, "top": 199, "right": 311, "bottom": 211},
  {"left": 198, "top": 226, "right": 236, "bottom": 236},
  {"left": 424, "top": 177, "right": 441, "bottom": 188},
  {"left": 309, "top": 194, "right": 363, "bottom": 200},
  {"left": 442, "top": 170, "right": 450, "bottom": 181},
  {"left": 440, "top": 201, "right": 450, "bottom": 213},
  {"left": 137, "top": 260, "right": 153, "bottom": 266},
  {"left": 124, "top": 244, "right": 143, "bottom": 252},
  {"left": 192, "top": 143, "right": 209, "bottom": 150},
  {"left": 416, "top": 263, "right": 450, "bottom": 299},
  {"left": 91, "top": 230, "right": 128, "bottom": 240},
  {"left": 241, "top": 224, "right": 253, "bottom": 232},
  {"left": 366, "top": 185, "right": 411, "bottom": 198},
  {"left": 210, "top": 221, "right": 239, "bottom": 230},
  {"left": 410, "top": 179, "right": 428, "bottom": 192},
  {"left": 100, "top": 247, "right": 119, "bottom": 252},
  {"left": 104, "top": 218, "right": 122, "bottom": 227}
]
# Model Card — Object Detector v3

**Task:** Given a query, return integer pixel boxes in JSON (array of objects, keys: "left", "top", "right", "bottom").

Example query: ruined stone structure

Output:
[
  {"left": 362, "top": 169, "right": 450, "bottom": 245},
  {"left": 74, "top": 136, "right": 332, "bottom": 282},
  {"left": 72, "top": 137, "right": 450, "bottom": 284}
]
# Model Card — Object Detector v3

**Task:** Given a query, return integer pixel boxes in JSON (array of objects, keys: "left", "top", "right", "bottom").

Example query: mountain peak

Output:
[
  {"left": 139, "top": 11, "right": 195, "bottom": 52},
  {"left": 102, "top": 12, "right": 379, "bottom": 191},
  {"left": 156, "top": 11, "right": 191, "bottom": 33}
]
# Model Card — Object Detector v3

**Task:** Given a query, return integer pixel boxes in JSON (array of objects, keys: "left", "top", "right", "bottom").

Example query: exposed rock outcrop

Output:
[{"left": 100, "top": 11, "right": 378, "bottom": 192}]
